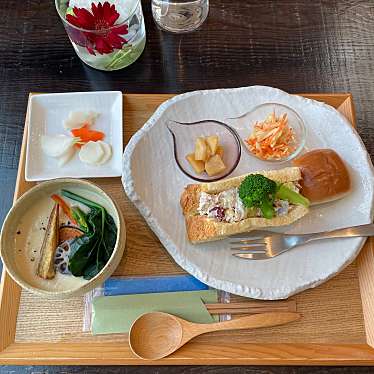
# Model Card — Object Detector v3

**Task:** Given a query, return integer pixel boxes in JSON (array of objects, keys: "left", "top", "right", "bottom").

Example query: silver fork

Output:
[{"left": 231, "top": 224, "right": 374, "bottom": 260}]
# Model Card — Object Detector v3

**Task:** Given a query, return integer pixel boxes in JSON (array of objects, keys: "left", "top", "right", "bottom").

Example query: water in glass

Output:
[{"left": 152, "top": 0, "right": 209, "bottom": 33}]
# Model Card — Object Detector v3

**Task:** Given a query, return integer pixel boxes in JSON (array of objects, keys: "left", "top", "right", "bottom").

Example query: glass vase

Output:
[{"left": 55, "top": 0, "right": 146, "bottom": 71}]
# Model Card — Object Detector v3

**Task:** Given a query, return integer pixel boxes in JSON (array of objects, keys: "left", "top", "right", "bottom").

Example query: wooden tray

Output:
[{"left": 1, "top": 93, "right": 374, "bottom": 365}]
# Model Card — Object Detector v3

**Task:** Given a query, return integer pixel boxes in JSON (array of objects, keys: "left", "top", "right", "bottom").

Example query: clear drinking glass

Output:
[
  {"left": 55, "top": 0, "right": 146, "bottom": 71},
  {"left": 152, "top": 0, "right": 209, "bottom": 33}
]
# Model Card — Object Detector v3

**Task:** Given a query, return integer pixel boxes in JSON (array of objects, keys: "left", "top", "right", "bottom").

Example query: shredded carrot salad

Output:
[{"left": 245, "top": 111, "right": 296, "bottom": 160}]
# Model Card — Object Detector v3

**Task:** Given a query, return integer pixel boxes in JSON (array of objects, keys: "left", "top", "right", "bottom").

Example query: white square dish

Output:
[{"left": 26, "top": 91, "right": 123, "bottom": 181}]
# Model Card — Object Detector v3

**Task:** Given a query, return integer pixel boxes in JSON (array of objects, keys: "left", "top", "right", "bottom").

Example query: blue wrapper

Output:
[{"left": 103, "top": 274, "right": 209, "bottom": 296}]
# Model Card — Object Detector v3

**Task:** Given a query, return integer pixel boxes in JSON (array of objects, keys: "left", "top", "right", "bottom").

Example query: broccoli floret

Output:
[
  {"left": 238, "top": 174, "right": 277, "bottom": 219},
  {"left": 276, "top": 184, "right": 310, "bottom": 208},
  {"left": 238, "top": 174, "right": 310, "bottom": 220}
]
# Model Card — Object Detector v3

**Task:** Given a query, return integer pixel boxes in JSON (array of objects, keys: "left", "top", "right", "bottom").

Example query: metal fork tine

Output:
[
  {"left": 233, "top": 252, "right": 270, "bottom": 260},
  {"left": 230, "top": 235, "right": 265, "bottom": 240},
  {"left": 230, "top": 239, "right": 266, "bottom": 245},
  {"left": 230, "top": 246, "right": 267, "bottom": 252}
]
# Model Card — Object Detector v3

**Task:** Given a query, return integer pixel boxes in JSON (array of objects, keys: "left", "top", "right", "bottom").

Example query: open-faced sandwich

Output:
[{"left": 180, "top": 149, "right": 351, "bottom": 243}]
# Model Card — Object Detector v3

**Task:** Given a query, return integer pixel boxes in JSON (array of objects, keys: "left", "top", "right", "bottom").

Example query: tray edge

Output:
[{"left": 1, "top": 92, "right": 374, "bottom": 365}]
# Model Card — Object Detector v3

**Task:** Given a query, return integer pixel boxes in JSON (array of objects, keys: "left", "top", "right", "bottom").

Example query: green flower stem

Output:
[{"left": 105, "top": 45, "right": 133, "bottom": 70}]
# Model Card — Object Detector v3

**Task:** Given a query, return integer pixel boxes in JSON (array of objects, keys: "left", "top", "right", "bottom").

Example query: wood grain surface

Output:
[
  {"left": 1, "top": 0, "right": 374, "bottom": 372},
  {"left": 1, "top": 94, "right": 369, "bottom": 367},
  {"left": 3, "top": 368, "right": 374, "bottom": 374},
  {"left": 11, "top": 94, "right": 366, "bottom": 347}
]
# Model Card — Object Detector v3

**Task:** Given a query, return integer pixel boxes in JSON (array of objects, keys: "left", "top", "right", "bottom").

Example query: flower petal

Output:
[
  {"left": 93, "top": 36, "right": 114, "bottom": 54},
  {"left": 102, "top": 2, "right": 111, "bottom": 18},
  {"left": 107, "top": 32, "right": 126, "bottom": 49},
  {"left": 91, "top": 2, "right": 103, "bottom": 19},
  {"left": 113, "top": 24, "right": 128, "bottom": 36},
  {"left": 66, "top": 14, "right": 83, "bottom": 29},
  {"left": 91, "top": 2, "right": 98, "bottom": 16},
  {"left": 86, "top": 46, "right": 96, "bottom": 55},
  {"left": 66, "top": 7, "right": 96, "bottom": 29},
  {"left": 105, "top": 3, "right": 120, "bottom": 26},
  {"left": 74, "top": 7, "right": 96, "bottom": 25},
  {"left": 66, "top": 1, "right": 127, "bottom": 54}
]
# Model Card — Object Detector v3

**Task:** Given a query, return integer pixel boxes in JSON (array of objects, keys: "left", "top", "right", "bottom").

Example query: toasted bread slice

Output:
[{"left": 180, "top": 167, "right": 309, "bottom": 243}]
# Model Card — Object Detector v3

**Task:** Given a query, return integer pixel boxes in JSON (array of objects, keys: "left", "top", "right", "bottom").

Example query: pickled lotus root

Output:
[{"left": 54, "top": 241, "right": 72, "bottom": 274}]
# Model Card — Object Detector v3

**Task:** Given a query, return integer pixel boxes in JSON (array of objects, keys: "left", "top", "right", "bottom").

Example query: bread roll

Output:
[{"left": 292, "top": 149, "right": 351, "bottom": 204}]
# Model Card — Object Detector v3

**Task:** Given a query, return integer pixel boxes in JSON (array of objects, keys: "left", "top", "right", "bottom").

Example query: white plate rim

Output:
[{"left": 122, "top": 85, "right": 374, "bottom": 299}]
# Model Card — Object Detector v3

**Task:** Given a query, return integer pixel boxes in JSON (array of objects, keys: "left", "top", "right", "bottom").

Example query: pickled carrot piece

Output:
[{"left": 71, "top": 125, "right": 105, "bottom": 144}]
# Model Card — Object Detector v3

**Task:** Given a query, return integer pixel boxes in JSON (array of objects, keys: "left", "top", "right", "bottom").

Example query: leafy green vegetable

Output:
[
  {"left": 62, "top": 189, "right": 103, "bottom": 210},
  {"left": 238, "top": 174, "right": 277, "bottom": 219},
  {"left": 67, "top": 235, "right": 92, "bottom": 275},
  {"left": 276, "top": 184, "right": 310, "bottom": 208},
  {"left": 71, "top": 206, "right": 89, "bottom": 233},
  {"left": 238, "top": 174, "right": 310, "bottom": 219},
  {"left": 61, "top": 189, "right": 117, "bottom": 280}
]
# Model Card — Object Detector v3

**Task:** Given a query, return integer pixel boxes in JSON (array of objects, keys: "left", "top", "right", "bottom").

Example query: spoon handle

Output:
[{"left": 193, "top": 312, "right": 300, "bottom": 335}]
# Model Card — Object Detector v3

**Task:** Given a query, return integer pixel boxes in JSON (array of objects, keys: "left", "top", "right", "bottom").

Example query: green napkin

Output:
[{"left": 92, "top": 290, "right": 218, "bottom": 335}]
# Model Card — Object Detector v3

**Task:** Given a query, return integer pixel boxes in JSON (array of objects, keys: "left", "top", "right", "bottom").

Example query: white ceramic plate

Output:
[
  {"left": 26, "top": 91, "right": 123, "bottom": 181},
  {"left": 122, "top": 86, "right": 374, "bottom": 300}
]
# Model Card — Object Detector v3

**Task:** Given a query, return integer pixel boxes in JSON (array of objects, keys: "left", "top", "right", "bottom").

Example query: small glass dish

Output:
[
  {"left": 167, "top": 119, "right": 241, "bottom": 182},
  {"left": 230, "top": 103, "right": 306, "bottom": 163}
]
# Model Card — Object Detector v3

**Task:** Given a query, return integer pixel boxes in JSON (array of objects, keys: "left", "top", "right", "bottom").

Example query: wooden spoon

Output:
[{"left": 129, "top": 311, "right": 300, "bottom": 360}]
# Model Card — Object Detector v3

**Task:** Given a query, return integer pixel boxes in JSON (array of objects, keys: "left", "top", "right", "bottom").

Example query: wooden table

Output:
[{"left": 1, "top": 0, "right": 374, "bottom": 372}]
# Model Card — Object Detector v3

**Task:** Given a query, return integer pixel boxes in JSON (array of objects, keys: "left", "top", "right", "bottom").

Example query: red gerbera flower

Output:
[{"left": 66, "top": 2, "right": 128, "bottom": 55}]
